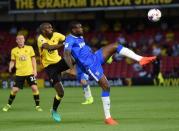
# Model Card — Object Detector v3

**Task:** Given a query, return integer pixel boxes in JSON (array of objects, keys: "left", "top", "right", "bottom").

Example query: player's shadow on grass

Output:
[
  {"left": 4, "top": 118, "right": 103, "bottom": 126},
  {"left": 61, "top": 118, "right": 103, "bottom": 125},
  {"left": 5, "top": 118, "right": 57, "bottom": 125}
]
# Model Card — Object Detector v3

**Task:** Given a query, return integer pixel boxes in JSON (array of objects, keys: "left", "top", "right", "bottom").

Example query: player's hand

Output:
[
  {"left": 64, "top": 69, "right": 76, "bottom": 76},
  {"left": 69, "top": 68, "right": 76, "bottom": 76},
  {"left": 33, "top": 71, "right": 37, "bottom": 77},
  {"left": 9, "top": 67, "right": 12, "bottom": 73}
]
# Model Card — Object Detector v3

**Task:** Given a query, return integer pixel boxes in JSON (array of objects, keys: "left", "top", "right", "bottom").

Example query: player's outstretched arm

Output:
[
  {"left": 64, "top": 50, "right": 74, "bottom": 69},
  {"left": 102, "top": 43, "right": 156, "bottom": 66},
  {"left": 61, "top": 68, "right": 76, "bottom": 77},
  {"left": 42, "top": 43, "right": 64, "bottom": 51}
]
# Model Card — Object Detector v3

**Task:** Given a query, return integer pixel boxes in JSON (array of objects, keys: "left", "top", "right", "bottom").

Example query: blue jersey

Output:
[
  {"left": 64, "top": 34, "right": 104, "bottom": 81},
  {"left": 64, "top": 34, "right": 97, "bottom": 68}
]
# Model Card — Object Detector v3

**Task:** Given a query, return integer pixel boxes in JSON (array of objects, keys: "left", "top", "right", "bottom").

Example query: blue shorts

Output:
[
  {"left": 76, "top": 65, "right": 89, "bottom": 81},
  {"left": 95, "top": 49, "right": 105, "bottom": 64},
  {"left": 87, "top": 49, "right": 104, "bottom": 82},
  {"left": 76, "top": 49, "right": 104, "bottom": 82}
]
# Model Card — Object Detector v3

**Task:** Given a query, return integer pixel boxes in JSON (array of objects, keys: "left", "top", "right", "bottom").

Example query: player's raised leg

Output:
[
  {"left": 2, "top": 87, "right": 19, "bottom": 112},
  {"left": 101, "top": 43, "right": 156, "bottom": 66}
]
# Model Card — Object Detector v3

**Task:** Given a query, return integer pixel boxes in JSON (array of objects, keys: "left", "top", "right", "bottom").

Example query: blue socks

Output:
[
  {"left": 102, "top": 90, "right": 110, "bottom": 97},
  {"left": 116, "top": 45, "right": 123, "bottom": 53}
]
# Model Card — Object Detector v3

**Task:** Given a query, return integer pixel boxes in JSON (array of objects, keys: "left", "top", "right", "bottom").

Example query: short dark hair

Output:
[
  {"left": 39, "top": 22, "right": 51, "bottom": 33},
  {"left": 69, "top": 21, "right": 81, "bottom": 31}
]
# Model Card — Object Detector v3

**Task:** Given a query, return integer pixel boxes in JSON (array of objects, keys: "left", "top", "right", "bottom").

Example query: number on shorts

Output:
[{"left": 30, "top": 76, "right": 36, "bottom": 82}]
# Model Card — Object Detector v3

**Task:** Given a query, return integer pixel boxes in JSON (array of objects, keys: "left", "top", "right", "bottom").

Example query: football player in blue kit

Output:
[{"left": 63, "top": 21, "right": 156, "bottom": 125}]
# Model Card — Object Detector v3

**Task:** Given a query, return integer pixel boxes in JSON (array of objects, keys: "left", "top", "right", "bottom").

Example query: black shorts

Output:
[
  {"left": 44, "top": 58, "right": 69, "bottom": 86},
  {"left": 14, "top": 75, "right": 37, "bottom": 89}
]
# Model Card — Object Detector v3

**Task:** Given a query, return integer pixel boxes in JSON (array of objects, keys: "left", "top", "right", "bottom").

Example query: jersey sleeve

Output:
[
  {"left": 11, "top": 49, "right": 15, "bottom": 60},
  {"left": 29, "top": 46, "right": 35, "bottom": 57},
  {"left": 37, "top": 36, "right": 47, "bottom": 48},
  {"left": 57, "top": 33, "right": 65, "bottom": 42},
  {"left": 64, "top": 36, "right": 74, "bottom": 51}
]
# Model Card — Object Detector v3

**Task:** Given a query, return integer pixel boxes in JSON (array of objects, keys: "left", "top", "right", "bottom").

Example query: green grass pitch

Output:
[{"left": 0, "top": 86, "right": 179, "bottom": 131}]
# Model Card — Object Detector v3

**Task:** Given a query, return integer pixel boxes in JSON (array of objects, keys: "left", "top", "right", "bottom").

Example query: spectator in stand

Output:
[
  {"left": 172, "top": 41, "right": 179, "bottom": 56},
  {"left": 166, "top": 29, "right": 175, "bottom": 43},
  {"left": 99, "top": 23, "right": 109, "bottom": 32},
  {"left": 155, "top": 32, "right": 163, "bottom": 43},
  {"left": 116, "top": 34, "right": 126, "bottom": 45},
  {"left": 9, "top": 25, "right": 17, "bottom": 35},
  {"left": 27, "top": 37, "right": 35, "bottom": 46},
  {"left": 152, "top": 45, "right": 161, "bottom": 56},
  {"left": 137, "top": 22, "right": 145, "bottom": 31},
  {"left": 152, "top": 57, "right": 161, "bottom": 85},
  {"left": 139, "top": 35, "right": 148, "bottom": 46},
  {"left": 83, "top": 24, "right": 90, "bottom": 32},
  {"left": 113, "top": 52, "right": 123, "bottom": 61},
  {"left": 132, "top": 63, "right": 150, "bottom": 78},
  {"left": 113, "top": 22, "right": 122, "bottom": 32},
  {"left": 100, "top": 37, "right": 108, "bottom": 46},
  {"left": 161, "top": 22, "right": 168, "bottom": 31},
  {"left": 161, "top": 45, "right": 168, "bottom": 56},
  {"left": 0, "top": 34, "right": 5, "bottom": 43},
  {"left": 90, "top": 36, "right": 100, "bottom": 50},
  {"left": 128, "top": 40, "right": 137, "bottom": 49}
]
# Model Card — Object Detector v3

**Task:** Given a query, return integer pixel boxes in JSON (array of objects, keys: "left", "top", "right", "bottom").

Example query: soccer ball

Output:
[{"left": 148, "top": 9, "right": 161, "bottom": 22}]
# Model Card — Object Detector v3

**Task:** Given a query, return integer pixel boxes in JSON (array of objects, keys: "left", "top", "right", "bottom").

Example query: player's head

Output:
[
  {"left": 16, "top": 34, "right": 25, "bottom": 47},
  {"left": 39, "top": 22, "right": 53, "bottom": 37},
  {"left": 69, "top": 21, "right": 83, "bottom": 36}
]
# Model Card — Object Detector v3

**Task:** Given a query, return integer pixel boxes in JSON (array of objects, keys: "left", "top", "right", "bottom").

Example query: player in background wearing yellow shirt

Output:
[
  {"left": 2, "top": 34, "right": 43, "bottom": 112},
  {"left": 37, "top": 23, "right": 70, "bottom": 122}
]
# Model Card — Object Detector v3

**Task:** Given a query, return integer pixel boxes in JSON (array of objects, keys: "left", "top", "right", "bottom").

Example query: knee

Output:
[
  {"left": 58, "top": 90, "right": 64, "bottom": 98},
  {"left": 12, "top": 87, "right": 19, "bottom": 95},
  {"left": 102, "top": 83, "right": 110, "bottom": 92},
  {"left": 113, "top": 43, "right": 119, "bottom": 49},
  {"left": 80, "top": 80, "right": 87, "bottom": 86},
  {"left": 31, "top": 85, "right": 38, "bottom": 92},
  {"left": 54, "top": 82, "right": 64, "bottom": 98}
]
